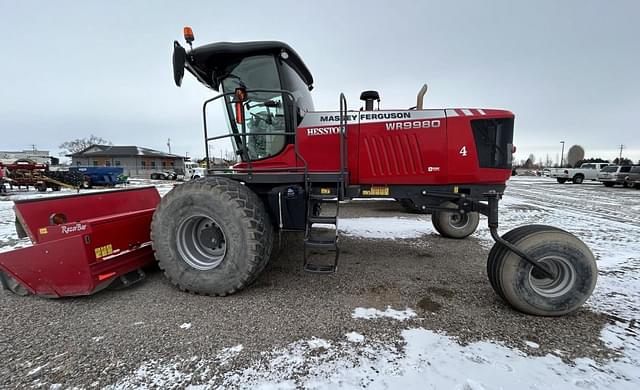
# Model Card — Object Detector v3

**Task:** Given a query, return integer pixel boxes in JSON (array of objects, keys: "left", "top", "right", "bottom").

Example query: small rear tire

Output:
[
  {"left": 151, "top": 177, "right": 273, "bottom": 296},
  {"left": 432, "top": 201, "right": 479, "bottom": 239},
  {"left": 556, "top": 178, "right": 567, "bottom": 184},
  {"left": 487, "top": 225, "right": 597, "bottom": 316},
  {"left": 572, "top": 174, "right": 584, "bottom": 184}
]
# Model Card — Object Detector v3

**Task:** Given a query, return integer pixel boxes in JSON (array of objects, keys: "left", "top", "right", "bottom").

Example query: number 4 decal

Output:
[{"left": 459, "top": 146, "right": 468, "bottom": 157}]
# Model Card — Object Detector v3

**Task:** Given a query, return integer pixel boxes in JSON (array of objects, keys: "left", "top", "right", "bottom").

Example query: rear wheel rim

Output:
[
  {"left": 176, "top": 215, "right": 227, "bottom": 270},
  {"left": 448, "top": 213, "right": 469, "bottom": 229},
  {"left": 528, "top": 256, "right": 576, "bottom": 298}
]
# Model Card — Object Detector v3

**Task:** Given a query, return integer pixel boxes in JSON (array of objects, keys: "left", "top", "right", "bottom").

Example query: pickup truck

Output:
[{"left": 549, "top": 162, "right": 610, "bottom": 184}]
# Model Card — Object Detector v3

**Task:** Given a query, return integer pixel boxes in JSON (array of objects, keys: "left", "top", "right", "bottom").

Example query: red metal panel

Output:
[
  {"left": 14, "top": 187, "right": 160, "bottom": 243},
  {"left": 0, "top": 187, "right": 160, "bottom": 297}
]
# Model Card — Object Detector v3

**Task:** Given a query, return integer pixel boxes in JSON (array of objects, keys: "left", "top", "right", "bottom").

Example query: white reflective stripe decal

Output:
[
  {"left": 461, "top": 109, "right": 473, "bottom": 116},
  {"left": 298, "top": 110, "right": 446, "bottom": 127},
  {"left": 445, "top": 109, "right": 459, "bottom": 117},
  {"left": 477, "top": 109, "right": 487, "bottom": 115}
]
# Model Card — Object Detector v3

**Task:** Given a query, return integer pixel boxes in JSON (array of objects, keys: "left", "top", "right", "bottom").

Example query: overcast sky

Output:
[{"left": 1, "top": 0, "right": 638, "bottom": 164}]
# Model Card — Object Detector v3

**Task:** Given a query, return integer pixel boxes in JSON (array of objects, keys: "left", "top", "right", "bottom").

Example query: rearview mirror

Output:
[{"left": 172, "top": 41, "right": 186, "bottom": 87}]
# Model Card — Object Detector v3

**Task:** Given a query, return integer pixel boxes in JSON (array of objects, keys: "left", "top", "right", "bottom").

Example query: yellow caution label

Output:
[
  {"left": 94, "top": 244, "right": 114, "bottom": 259},
  {"left": 320, "top": 188, "right": 331, "bottom": 194},
  {"left": 39, "top": 227, "right": 48, "bottom": 235},
  {"left": 453, "top": 186, "right": 459, "bottom": 193},
  {"left": 362, "top": 186, "right": 389, "bottom": 196}
]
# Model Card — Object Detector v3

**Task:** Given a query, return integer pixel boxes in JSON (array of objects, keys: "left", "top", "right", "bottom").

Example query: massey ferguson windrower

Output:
[
  {"left": 0, "top": 28, "right": 597, "bottom": 316},
  {"left": 160, "top": 28, "right": 598, "bottom": 316}
]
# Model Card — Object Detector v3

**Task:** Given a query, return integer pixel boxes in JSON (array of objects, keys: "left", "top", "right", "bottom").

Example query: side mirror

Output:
[{"left": 173, "top": 41, "right": 186, "bottom": 87}]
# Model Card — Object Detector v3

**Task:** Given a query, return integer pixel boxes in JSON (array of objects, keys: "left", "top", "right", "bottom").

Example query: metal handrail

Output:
[
  {"left": 339, "top": 93, "right": 348, "bottom": 198},
  {"left": 201, "top": 89, "right": 308, "bottom": 173}
]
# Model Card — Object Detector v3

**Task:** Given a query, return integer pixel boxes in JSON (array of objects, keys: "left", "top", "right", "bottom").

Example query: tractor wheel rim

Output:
[
  {"left": 528, "top": 256, "right": 576, "bottom": 298},
  {"left": 448, "top": 213, "right": 469, "bottom": 229},
  {"left": 177, "top": 215, "right": 227, "bottom": 270}
]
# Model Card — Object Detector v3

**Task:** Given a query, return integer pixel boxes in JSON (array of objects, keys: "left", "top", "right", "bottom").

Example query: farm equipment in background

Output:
[
  {"left": 0, "top": 29, "right": 598, "bottom": 317},
  {"left": 69, "top": 167, "right": 127, "bottom": 188},
  {"left": 0, "top": 187, "right": 160, "bottom": 297},
  {"left": 0, "top": 160, "right": 98, "bottom": 192}
]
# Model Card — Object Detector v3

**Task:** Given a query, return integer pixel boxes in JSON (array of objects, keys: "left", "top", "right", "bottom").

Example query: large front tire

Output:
[
  {"left": 151, "top": 177, "right": 273, "bottom": 296},
  {"left": 487, "top": 225, "right": 597, "bottom": 316},
  {"left": 431, "top": 202, "right": 479, "bottom": 239}
]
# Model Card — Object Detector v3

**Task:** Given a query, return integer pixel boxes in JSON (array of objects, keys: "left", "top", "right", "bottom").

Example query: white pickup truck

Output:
[{"left": 549, "top": 163, "right": 611, "bottom": 184}]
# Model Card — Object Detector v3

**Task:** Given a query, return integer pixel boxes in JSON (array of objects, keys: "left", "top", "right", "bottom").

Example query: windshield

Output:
[
  {"left": 601, "top": 166, "right": 617, "bottom": 172},
  {"left": 220, "top": 55, "right": 287, "bottom": 161},
  {"left": 280, "top": 60, "right": 314, "bottom": 124}
]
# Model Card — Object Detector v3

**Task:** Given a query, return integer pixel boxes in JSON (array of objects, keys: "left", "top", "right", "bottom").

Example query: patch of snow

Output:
[
  {"left": 307, "top": 338, "right": 331, "bottom": 349},
  {"left": 352, "top": 306, "right": 417, "bottom": 321},
  {"left": 26, "top": 363, "right": 48, "bottom": 377},
  {"left": 115, "top": 327, "right": 639, "bottom": 389},
  {"left": 179, "top": 323, "right": 192, "bottom": 330},
  {"left": 339, "top": 217, "right": 432, "bottom": 239},
  {"left": 108, "top": 344, "right": 244, "bottom": 389},
  {"left": 345, "top": 332, "right": 365, "bottom": 343},
  {"left": 524, "top": 340, "right": 539, "bottom": 349},
  {"left": 91, "top": 336, "right": 104, "bottom": 342}
]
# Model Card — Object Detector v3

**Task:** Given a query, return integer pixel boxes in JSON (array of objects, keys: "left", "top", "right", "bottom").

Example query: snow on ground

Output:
[
  {"left": 339, "top": 217, "right": 434, "bottom": 239},
  {"left": 2, "top": 176, "right": 640, "bottom": 388},
  {"left": 112, "top": 326, "right": 639, "bottom": 390},
  {"left": 351, "top": 307, "right": 417, "bottom": 321}
]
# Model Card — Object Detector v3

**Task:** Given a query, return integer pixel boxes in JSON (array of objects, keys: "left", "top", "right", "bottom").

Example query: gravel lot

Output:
[{"left": 0, "top": 177, "right": 637, "bottom": 388}]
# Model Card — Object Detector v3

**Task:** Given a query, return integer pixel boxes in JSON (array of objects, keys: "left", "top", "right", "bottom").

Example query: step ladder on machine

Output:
[
  {"left": 303, "top": 181, "right": 342, "bottom": 273},
  {"left": 302, "top": 93, "right": 348, "bottom": 274}
]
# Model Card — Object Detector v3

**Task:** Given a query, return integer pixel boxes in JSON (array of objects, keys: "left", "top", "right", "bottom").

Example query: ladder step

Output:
[
  {"left": 310, "top": 194, "right": 338, "bottom": 201},
  {"left": 308, "top": 216, "right": 337, "bottom": 225},
  {"left": 304, "top": 238, "right": 337, "bottom": 250},
  {"left": 303, "top": 263, "right": 337, "bottom": 274}
]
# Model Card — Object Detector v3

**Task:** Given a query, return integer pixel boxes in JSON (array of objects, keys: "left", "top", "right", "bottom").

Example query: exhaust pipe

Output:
[{"left": 416, "top": 84, "right": 428, "bottom": 110}]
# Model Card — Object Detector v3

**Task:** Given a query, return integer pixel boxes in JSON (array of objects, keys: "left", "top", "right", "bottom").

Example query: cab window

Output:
[{"left": 220, "top": 55, "right": 287, "bottom": 161}]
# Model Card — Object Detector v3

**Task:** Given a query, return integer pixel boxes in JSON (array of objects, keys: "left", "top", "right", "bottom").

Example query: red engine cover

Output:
[{"left": 236, "top": 108, "right": 513, "bottom": 186}]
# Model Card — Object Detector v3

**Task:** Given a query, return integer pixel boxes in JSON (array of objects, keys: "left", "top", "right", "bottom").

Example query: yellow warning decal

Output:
[
  {"left": 453, "top": 186, "right": 459, "bottom": 193},
  {"left": 320, "top": 188, "right": 331, "bottom": 194},
  {"left": 39, "top": 227, "right": 48, "bottom": 235},
  {"left": 94, "top": 244, "right": 114, "bottom": 259},
  {"left": 362, "top": 186, "right": 389, "bottom": 196}
]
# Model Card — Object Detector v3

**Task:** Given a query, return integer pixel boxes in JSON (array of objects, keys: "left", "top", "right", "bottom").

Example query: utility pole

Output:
[
  {"left": 167, "top": 138, "right": 171, "bottom": 154},
  {"left": 619, "top": 144, "right": 625, "bottom": 161},
  {"left": 560, "top": 141, "right": 565, "bottom": 167}
]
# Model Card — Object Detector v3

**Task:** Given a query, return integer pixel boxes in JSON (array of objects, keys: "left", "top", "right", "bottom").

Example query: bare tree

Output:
[{"left": 59, "top": 135, "right": 112, "bottom": 155}]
